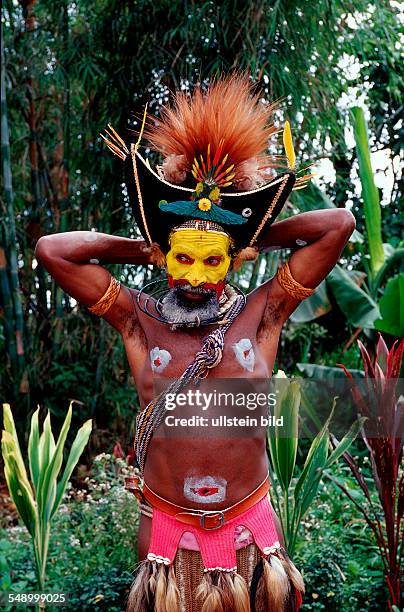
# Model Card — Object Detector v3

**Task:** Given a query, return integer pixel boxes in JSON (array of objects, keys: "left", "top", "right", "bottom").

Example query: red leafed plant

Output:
[{"left": 335, "top": 334, "right": 404, "bottom": 610}]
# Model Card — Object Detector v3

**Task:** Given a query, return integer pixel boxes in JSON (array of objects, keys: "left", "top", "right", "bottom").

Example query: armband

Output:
[
  {"left": 276, "top": 261, "right": 314, "bottom": 301},
  {"left": 88, "top": 276, "right": 121, "bottom": 316}
]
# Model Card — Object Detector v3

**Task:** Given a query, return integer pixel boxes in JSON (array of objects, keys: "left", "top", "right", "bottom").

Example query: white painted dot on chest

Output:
[
  {"left": 150, "top": 347, "right": 172, "bottom": 373},
  {"left": 232, "top": 338, "right": 255, "bottom": 372}
]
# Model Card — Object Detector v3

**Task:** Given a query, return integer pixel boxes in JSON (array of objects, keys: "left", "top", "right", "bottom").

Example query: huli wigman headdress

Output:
[{"left": 101, "top": 74, "right": 311, "bottom": 262}]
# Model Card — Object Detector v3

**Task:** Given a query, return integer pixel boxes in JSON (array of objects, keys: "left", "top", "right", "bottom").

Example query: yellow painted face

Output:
[{"left": 166, "top": 229, "right": 232, "bottom": 292}]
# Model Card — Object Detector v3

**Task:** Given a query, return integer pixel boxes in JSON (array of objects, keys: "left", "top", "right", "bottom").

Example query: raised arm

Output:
[
  {"left": 35, "top": 231, "right": 152, "bottom": 334},
  {"left": 257, "top": 208, "right": 355, "bottom": 319}
]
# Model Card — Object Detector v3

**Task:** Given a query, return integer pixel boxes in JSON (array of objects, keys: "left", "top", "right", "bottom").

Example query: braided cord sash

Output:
[{"left": 135, "top": 295, "right": 246, "bottom": 474}]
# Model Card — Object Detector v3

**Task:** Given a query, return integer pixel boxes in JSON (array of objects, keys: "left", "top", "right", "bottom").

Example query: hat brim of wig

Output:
[{"left": 125, "top": 150, "right": 295, "bottom": 252}]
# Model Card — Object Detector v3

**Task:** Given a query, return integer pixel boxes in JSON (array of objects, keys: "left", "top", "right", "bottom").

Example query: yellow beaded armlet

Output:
[
  {"left": 88, "top": 276, "right": 121, "bottom": 316},
  {"left": 276, "top": 261, "right": 314, "bottom": 301}
]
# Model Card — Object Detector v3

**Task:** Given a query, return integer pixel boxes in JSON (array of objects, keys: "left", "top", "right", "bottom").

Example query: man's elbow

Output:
[
  {"left": 34, "top": 235, "right": 55, "bottom": 262},
  {"left": 330, "top": 209, "right": 356, "bottom": 241}
]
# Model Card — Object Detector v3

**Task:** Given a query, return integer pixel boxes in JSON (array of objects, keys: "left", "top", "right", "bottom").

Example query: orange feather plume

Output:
[{"left": 144, "top": 74, "right": 278, "bottom": 188}]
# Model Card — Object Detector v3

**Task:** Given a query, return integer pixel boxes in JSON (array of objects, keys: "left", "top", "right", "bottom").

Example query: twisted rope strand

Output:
[{"left": 135, "top": 296, "right": 245, "bottom": 473}]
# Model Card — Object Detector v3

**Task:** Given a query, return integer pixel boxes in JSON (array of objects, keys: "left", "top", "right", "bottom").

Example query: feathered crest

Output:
[{"left": 144, "top": 74, "right": 278, "bottom": 190}]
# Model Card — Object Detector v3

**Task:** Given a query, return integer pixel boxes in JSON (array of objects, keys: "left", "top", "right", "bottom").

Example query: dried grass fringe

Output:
[
  {"left": 126, "top": 551, "right": 304, "bottom": 612},
  {"left": 253, "top": 551, "right": 305, "bottom": 612},
  {"left": 195, "top": 570, "right": 250, "bottom": 612},
  {"left": 126, "top": 561, "right": 180, "bottom": 612}
]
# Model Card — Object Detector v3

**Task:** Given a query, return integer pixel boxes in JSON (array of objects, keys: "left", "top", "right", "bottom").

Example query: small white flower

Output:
[{"left": 69, "top": 535, "right": 80, "bottom": 547}]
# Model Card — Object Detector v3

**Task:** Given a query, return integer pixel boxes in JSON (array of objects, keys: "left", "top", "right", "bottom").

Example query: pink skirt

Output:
[{"left": 146, "top": 493, "right": 280, "bottom": 571}]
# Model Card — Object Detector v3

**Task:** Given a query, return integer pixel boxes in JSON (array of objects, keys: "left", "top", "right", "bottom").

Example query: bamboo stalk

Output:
[
  {"left": 20, "top": 0, "right": 50, "bottom": 336},
  {"left": 1, "top": 26, "right": 25, "bottom": 372},
  {"left": 0, "top": 245, "right": 18, "bottom": 368},
  {"left": 53, "top": 0, "right": 71, "bottom": 354}
]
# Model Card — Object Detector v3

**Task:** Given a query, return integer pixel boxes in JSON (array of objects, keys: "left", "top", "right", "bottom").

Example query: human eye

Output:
[
  {"left": 176, "top": 253, "right": 194, "bottom": 264},
  {"left": 204, "top": 256, "right": 222, "bottom": 266}
]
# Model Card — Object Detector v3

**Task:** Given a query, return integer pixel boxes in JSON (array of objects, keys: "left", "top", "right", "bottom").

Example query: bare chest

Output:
[{"left": 124, "top": 304, "right": 283, "bottom": 407}]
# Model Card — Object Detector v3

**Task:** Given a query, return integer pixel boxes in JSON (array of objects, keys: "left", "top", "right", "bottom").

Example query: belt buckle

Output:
[{"left": 200, "top": 511, "right": 225, "bottom": 530}]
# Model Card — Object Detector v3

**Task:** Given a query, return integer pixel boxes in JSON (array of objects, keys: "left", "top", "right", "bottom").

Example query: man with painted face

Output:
[
  {"left": 162, "top": 224, "right": 232, "bottom": 325},
  {"left": 35, "top": 76, "right": 355, "bottom": 612}
]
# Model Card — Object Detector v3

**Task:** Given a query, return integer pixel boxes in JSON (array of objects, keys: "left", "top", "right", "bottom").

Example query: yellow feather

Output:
[
  {"left": 135, "top": 104, "right": 148, "bottom": 151},
  {"left": 283, "top": 120, "right": 296, "bottom": 170}
]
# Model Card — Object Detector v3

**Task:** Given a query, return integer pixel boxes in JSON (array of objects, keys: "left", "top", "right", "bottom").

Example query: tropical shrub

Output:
[
  {"left": 296, "top": 471, "right": 387, "bottom": 611},
  {"left": 267, "top": 374, "right": 363, "bottom": 555},
  {"left": 1, "top": 402, "right": 92, "bottom": 597},
  {"left": 335, "top": 335, "right": 404, "bottom": 609},
  {"left": 1, "top": 453, "right": 139, "bottom": 611}
]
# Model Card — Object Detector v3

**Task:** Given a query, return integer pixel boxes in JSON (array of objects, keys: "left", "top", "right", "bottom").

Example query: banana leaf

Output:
[
  {"left": 327, "top": 264, "right": 380, "bottom": 328},
  {"left": 374, "top": 273, "right": 404, "bottom": 337},
  {"left": 290, "top": 280, "right": 332, "bottom": 323}
]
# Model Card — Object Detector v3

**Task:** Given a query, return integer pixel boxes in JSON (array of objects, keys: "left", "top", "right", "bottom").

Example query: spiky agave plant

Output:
[
  {"left": 336, "top": 335, "right": 404, "bottom": 609},
  {"left": 2, "top": 402, "right": 92, "bottom": 598}
]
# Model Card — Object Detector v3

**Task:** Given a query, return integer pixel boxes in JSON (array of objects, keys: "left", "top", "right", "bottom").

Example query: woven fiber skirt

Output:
[{"left": 175, "top": 543, "right": 260, "bottom": 612}]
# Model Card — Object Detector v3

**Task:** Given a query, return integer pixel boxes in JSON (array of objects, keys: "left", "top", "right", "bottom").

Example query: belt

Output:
[{"left": 141, "top": 476, "right": 270, "bottom": 530}]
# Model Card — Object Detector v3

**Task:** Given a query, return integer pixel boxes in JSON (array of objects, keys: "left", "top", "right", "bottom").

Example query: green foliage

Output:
[
  {"left": 1, "top": 402, "right": 92, "bottom": 591},
  {"left": 296, "top": 466, "right": 388, "bottom": 611},
  {"left": 374, "top": 273, "right": 404, "bottom": 337},
  {"left": 2, "top": 449, "right": 389, "bottom": 611},
  {"left": 350, "top": 106, "right": 385, "bottom": 277},
  {"left": 326, "top": 265, "right": 380, "bottom": 328},
  {"left": 300, "top": 546, "right": 345, "bottom": 611},
  {"left": 1, "top": 453, "right": 139, "bottom": 612},
  {"left": 62, "top": 567, "right": 133, "bottom": 611},
  {"left": 290, "top": 282, "right": 332, "bottom": 325},
  {"left": 268, "top": 376, "right": 362, "bottom": 555}
]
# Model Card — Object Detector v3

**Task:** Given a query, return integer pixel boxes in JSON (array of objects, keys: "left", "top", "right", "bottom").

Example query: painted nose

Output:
[{"left": 185, "top": 263, "right": 207, "bottom": 286}]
